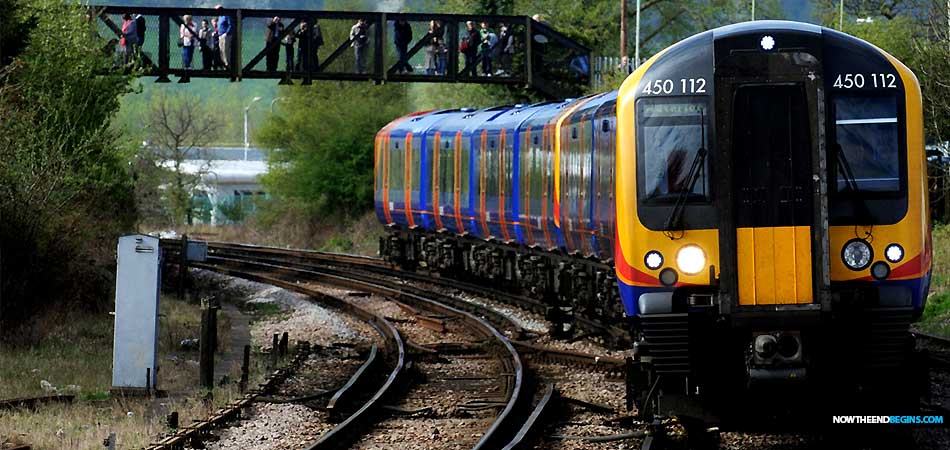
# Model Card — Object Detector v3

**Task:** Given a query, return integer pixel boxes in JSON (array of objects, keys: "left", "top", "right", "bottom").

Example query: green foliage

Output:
[
  {"left": 256, "top": 81, "right": 410, "bottom": 219},
  {"left": 217, "top": 197, "right": 249, "bottom": 224},
  {"left": 920, "top": 224, "right": 950, "bottom": 336},
  {"left": 321, "top": 236, "right": 355, "bottom": 253},
  {"left": 435, "top": 0, "right": 782, "bottom": 57},
  {"left": 0, "top": 0, "right": 135, "bottom": 333},
  {"left": 839, "top": 15, "right": 918, "bottom": 62}
]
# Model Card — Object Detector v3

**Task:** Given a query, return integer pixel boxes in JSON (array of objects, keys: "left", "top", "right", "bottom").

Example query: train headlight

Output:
[
  {"left": 644, "top": 251, "right": 663, "bottom": 270},
  {"left": 659, "top": 268, "right": 678, "bottom": 287},
  {"left": 676, "top": 245, "right": 706, "bottom": 275},
  {"left": 885, "top": 244, "right": 904, "bottom": 263},
  {"left": 842, "top": 239, "right": 873, "bottom": 271},
  {"left": 871, "top": 261, "right": 891, "bottom": 280}
]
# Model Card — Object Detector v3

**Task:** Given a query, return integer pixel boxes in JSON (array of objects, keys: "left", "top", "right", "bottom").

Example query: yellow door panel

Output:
[
  {"left": 793, "top": 227, "right": 813, "bottom": 304},
  {"left": 737, "top": 226, "right": 812, "bottom": 305}
]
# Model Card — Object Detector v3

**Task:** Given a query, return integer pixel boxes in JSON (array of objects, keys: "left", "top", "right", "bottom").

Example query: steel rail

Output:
[
  {"left": 189, "top": 263, "right": 407, "bottom": 450},
  {"left": 166, "top": 240, "right": 631, "bottom": 375},
  {"left": 197, "top": 240, "right": 630, "bottom": 345},
  {"left": 164, "top": 239, "right": 626, "bottom": 344},
  {"left": 196, "top": 254, "right": 529, "bottom": 450},
  {"left": 201, "top": 248, "right": 528, "bottom": 337},
  {"left": 147, "top": 344, "right": 312, "bottom": 449}
]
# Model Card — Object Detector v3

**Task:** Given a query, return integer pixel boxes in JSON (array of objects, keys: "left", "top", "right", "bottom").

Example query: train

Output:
[{"left": 374, "top": 20, "right": 932, "bottom": 426}]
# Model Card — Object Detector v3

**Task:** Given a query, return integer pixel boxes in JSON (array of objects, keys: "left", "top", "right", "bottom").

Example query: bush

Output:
[{"left": 0, "top": 0, "right": 135, "bottom": 337}]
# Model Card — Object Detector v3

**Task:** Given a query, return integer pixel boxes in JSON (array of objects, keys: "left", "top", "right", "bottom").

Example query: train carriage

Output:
[{"left": 375, "top": 20, "right": 931, "bottom": 426}]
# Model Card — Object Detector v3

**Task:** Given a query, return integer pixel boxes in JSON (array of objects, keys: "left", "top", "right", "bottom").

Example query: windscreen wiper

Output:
[
  {"left": 835, "top": 144, "right": 873, "bottom": 222},
  {"left": 663, "top": 110, "right": 707, "bottom": 234}
]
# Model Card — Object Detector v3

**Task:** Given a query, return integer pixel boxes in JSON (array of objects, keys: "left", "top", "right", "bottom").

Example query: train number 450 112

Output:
[{"left": 833, "top": 73, "right": 897, "bottom": 89}]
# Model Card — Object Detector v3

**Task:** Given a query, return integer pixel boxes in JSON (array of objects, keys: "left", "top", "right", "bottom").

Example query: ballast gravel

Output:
[{"left": 204, "top": 403, "right": 324, "bottom": 450}]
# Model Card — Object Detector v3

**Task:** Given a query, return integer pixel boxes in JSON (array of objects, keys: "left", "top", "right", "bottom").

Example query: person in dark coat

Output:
[
  {"left": 460, "top": 21, "right": 480, "bottom": 77},
  {"left": 134, "top": 14, "right": 146, "bottom": 51},
  {"left": 296, "top": 20, "right": 325, "bottom": 72},
  {"left": 265, "top": 17, "right": 283, "bottom": 72},
  {"left": 199, "top": 19, "right": 214, "bottom": 70},
  {"left": 393, "top": 19, "right": 413, "bottom": 73}
]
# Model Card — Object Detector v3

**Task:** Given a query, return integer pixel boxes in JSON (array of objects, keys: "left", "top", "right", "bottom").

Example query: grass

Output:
[
  {"left": 247, "top": 301, "right": 285, "bottom": 318},
  {"left": 919, "top": 225, "right": 950, "bottom": 334},
  {"left": 0, "top": 294, "right": 269, "bottom": 450},
  {"left": 151, "top": 210, "right": 384, "bottom": 257},
  {"left": 918, "top": 224, "right": 950, "bottom": 337}
]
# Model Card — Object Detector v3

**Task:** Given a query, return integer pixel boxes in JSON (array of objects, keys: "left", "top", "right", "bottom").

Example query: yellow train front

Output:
[{"left": 617, "top": 21, "right": 932, "bottom": 422}]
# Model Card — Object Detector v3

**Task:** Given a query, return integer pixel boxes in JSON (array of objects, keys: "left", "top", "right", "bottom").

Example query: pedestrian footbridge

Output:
[{"left": 92, "top": 5, "right": 591, "bottom": 97}]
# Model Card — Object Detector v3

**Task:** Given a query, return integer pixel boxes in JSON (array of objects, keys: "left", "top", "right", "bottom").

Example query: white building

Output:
[{"left": 169, "top": 147, "right": 269, "bottom": 225}]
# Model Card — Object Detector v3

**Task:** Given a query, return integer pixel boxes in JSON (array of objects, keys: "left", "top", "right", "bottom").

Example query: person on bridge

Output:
[
  {"left": 282, "top": 23, "right": 296, "bottom": 73},
  {"left": 216, "top": 5, "right": 232, "bottom": 70},
  {"left": 497, "top": 23, "right": 514, "bottom": 77},
  {"left": 350, "top": 18, "right": 370, "bottom": 74},
  {"left": 119, "top": 13, "right": 139, "bottom": 66},
  {"left": 199, "top": 19, "right": 214, "bottom": 70},
  {"left": 425, "top": 36, "right": 444, "bottom": 75},
  {"left": 479, "top": 22, "right": 498, "bottom": 76},
  {"left": 210, "top": 18, "right": 223, "bottom": 70},
  {"left": 429, "top": 20, "right": 446, "bottom": 75},
  {"left": 296, "top": 21, "right": 323, "bottom": 72},
  {"left": 179, "top": 15, "right": 197, "bottom": 71},
  {"left": 460, "top": 21, "right": 479, "bottom": 77},
  {"left": 134, "top": 14, "right": 146, "bottom": 50},
  {"left": 393, "top": 19, "right": 413, "bottom": 74},
  {"left": 265, "top": 17, "right": 283, "bottom": 73}
]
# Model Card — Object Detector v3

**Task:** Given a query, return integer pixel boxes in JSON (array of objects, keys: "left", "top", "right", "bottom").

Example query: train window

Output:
[
  {"left": 637, "top": 98, "right": 710, "bottom": 204},
  {"left": 833, "top": 95, "right": 900, "bottom": 193},
  {"left": 602, "top": 119, "right": 610, "bottom": 133}
]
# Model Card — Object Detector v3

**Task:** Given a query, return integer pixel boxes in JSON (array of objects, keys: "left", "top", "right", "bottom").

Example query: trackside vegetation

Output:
[{"left": 0, "top": 0, "right": 136, "bottom": 336}]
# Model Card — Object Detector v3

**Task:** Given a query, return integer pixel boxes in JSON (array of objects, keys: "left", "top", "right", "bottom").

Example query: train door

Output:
[
  {"left": 731, "top": 85, "right": 814, "bottom": 305},
  {"left": 715, "top": 47, "right": 831, "bottom": 310}
]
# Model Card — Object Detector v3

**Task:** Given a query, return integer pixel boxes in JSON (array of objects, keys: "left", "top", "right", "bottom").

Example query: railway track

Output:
[
  {"left": 165, "top": 241, "right": 561, "bottom": 449},
  {"left": 195, "top": 241, "right": 631, "bottom": 347},
  {"left": 172, "top": 240, "right": 632, "bottom": 377},
  {"left": 165, "top": 240, "right": 950, "bottom": 450},
  {"left": 191, "top": 265, "right": 407, "bottom": 450}
]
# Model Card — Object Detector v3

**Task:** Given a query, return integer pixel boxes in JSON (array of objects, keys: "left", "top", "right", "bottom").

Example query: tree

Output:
[
  {"left": 813, "top": 0, "right": 916, "bottom": 24},
  {"left": 913, "top": 1, "right": 950, "bottom": 221},
  {"left": 0, "top": 0, "right": 33, "bottom": 68},
  {"left": 0, "top": 0, "right": 135, "bottom": 335},
  {"left": 257, "top": 81, "right": 410, "bottom": 219},
  {"left": 142, "top": 93, "right": 221, "bottom": 225}
]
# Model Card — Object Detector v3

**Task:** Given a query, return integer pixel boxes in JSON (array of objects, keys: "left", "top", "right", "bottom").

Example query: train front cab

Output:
[{"left": 616, "top": 21, "right": 931, "bottom": 425}]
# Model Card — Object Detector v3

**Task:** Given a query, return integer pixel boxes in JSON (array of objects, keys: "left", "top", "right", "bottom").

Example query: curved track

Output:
[{"left": 166, "top": 240, "right": 539, "bottom": 449}]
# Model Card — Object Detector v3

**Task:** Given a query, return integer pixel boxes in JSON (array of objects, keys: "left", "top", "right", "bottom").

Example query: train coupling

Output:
[{"left": 748, "top": 331, "right": 807, "bottom": 383}]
